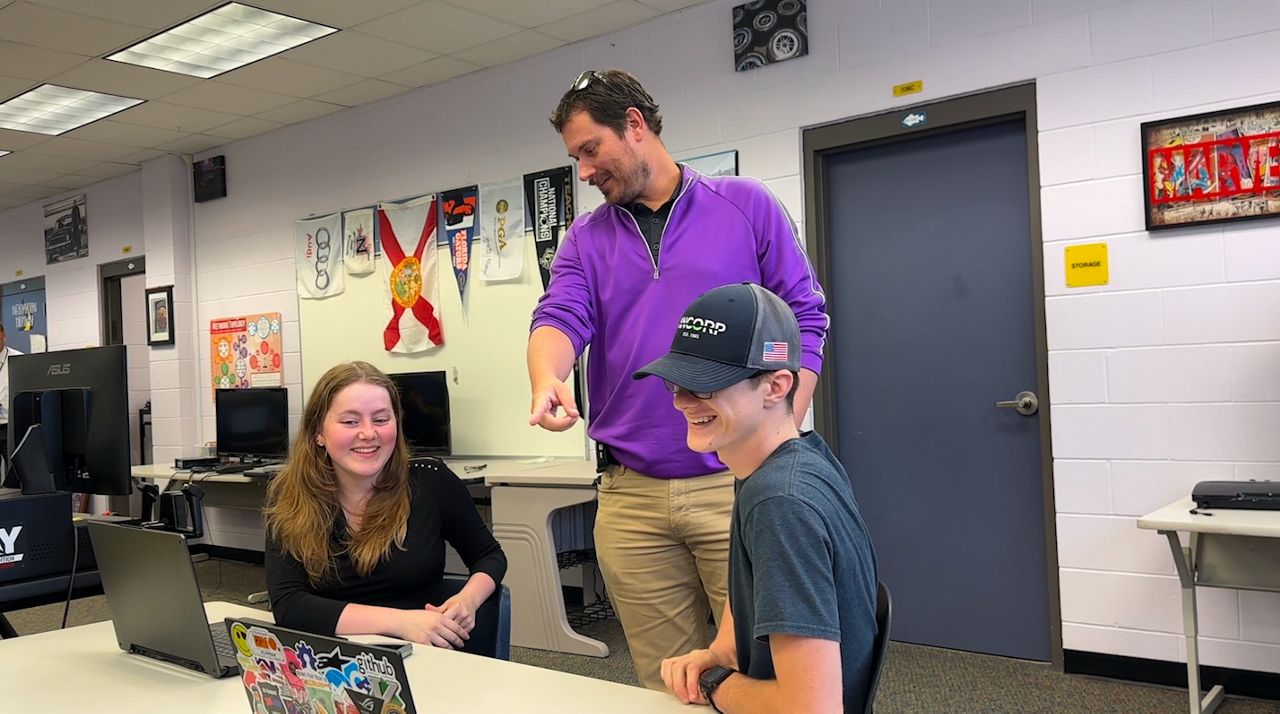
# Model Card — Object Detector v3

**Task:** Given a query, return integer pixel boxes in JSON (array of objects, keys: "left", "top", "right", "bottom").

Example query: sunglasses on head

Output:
[
  {"left": 661, "top": 371, "right": 770, "bottom": 400},
  {"left": 570, "top": 70, "right": 610, "bottom": 92}
]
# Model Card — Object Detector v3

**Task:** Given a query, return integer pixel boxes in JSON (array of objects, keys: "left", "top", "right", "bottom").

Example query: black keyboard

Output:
[
  {"left": 210, "top": 624, "right": 237, "bottom": 659},
  {"left": 213, "top": 463, "right": 253, "bottom": 474}
]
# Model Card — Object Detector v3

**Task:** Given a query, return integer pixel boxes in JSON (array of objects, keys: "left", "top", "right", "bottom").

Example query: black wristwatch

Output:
[{"left": 699, "top": 664, "right": 736, "bottom": 713}]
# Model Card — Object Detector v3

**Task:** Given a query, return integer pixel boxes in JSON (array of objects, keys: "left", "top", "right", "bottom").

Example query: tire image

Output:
[
  {"left": 752, "top": 10, "right": 777, "bottom": 32},
  {"left": 778, "top": 0, "right": 802, "bottom": 16},
  {"left": 736, "top": 52, "right": 766, "bottom": 72},
  {"left": 770, "top": 29, "right": 801, "bottom": 61},
  {"left": 733, "top": 27, "right": 752, "bottom": 53}
]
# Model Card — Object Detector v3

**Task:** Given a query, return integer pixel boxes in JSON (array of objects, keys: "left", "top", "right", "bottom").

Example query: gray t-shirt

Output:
[{"left": 729, "top": 431, "right": 878, "bottom": 712}]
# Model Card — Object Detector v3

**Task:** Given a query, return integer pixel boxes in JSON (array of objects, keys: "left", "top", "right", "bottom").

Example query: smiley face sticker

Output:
[{"left": 230, "top": 622, "right": 254, "bottom": 658}]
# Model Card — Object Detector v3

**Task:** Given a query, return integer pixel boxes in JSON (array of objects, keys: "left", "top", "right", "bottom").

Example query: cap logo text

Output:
[{"left": 679, "top": 316, "right": 726, "bottom": 336}]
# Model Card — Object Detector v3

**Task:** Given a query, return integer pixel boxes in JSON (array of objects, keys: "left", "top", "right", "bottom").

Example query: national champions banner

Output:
[
  {"left": 378, "top": 196, "right": 444, "bottom": 353},
  {"left": 523, "top": 166, "right": 574, "bottom": 290},
  {"left": 294, "top": 214, "right": 344, "bottom": 299}
]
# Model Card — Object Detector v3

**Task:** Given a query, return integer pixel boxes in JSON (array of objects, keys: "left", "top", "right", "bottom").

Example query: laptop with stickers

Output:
[{"left": 224, "top": 617, "right": 418, "bottom": 714}]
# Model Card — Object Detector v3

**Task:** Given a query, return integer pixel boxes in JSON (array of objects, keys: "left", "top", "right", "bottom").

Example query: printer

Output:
[{"left": 1192, "top": 481, "right": 1280, "bottom": 511}]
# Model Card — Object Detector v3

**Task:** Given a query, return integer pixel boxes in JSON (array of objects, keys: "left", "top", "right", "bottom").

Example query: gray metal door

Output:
[{"left": 824, "top": 117, "right": 1051, "bottom": 660}]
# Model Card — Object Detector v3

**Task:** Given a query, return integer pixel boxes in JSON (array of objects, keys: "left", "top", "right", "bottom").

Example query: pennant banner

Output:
[
  {"left": 378, "top": 196, "right": 444, "bottom": 353},
  {"left": 295, "top": 214, "right": 344, "bottom": 299},
  {"left": 524, "top": 166, "right": 575, "bottom": 290},
  {"left": 343, "top": 208, "right": 376, "bottom": 276},
  {"left": 479, "top": 178, "right": 525, "bottom": 282},
  {"left": 441, "top": 185, "right": 478, "bottom": 299}
]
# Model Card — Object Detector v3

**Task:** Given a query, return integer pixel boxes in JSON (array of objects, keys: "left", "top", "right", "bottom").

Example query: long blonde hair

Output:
[{"left": 265, "top": 362, "right": 412, "bottom": 588}]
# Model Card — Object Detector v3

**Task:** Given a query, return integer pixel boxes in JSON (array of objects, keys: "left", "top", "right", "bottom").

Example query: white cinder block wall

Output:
[{"left": 2, "top": 0, "right": 1280, "bottom": 675}]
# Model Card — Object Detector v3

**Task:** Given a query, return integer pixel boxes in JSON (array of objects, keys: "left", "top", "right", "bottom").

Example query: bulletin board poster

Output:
[{"left": 210, "top": 312, "right": 283, "bottom": 390}]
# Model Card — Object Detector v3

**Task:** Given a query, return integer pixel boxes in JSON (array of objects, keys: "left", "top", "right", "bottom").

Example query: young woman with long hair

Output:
[{"left": 264, "top": 361, "right": 505, "bottom": 650}]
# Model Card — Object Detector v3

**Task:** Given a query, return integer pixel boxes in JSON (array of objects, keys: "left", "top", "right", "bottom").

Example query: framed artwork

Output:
[
  {"left": 1141, "top": 100, "right": 1280, "bottom": 230},
  {"left": 43, "top": 194, "right": 88, "bottom": 264},
  {"left": 733, "top": 0, "right": 807, "bottom": 72},
  {"left": 682, "top": 149, "right": 739, "bottom": 178},
  {"left": 145, "top": 285, "right": 174, "bottom": 346}
]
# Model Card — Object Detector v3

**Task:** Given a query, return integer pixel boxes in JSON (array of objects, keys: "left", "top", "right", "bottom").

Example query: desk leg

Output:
[
  {"left": 490, "top": 485, "right": 609, "bottom": 658},
  {"left": 0, "top": 613, "right": 17, "bottom": 639},
  {"left": 1164, "top": 531, "right": 1225, "bottom": 714}
]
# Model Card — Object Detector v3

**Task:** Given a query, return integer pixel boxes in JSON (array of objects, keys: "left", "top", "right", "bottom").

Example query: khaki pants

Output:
[{"left": 594, "top": 465, "right": 735, "bottom": 691}]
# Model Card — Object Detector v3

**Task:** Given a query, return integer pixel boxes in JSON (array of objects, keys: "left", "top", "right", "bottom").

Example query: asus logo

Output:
[{"left": 47, "top": 364, "right": 71, "bottom": 376}]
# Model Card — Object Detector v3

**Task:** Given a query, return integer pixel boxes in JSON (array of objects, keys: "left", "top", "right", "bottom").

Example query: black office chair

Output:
[
  {"left": 438, "top": 575, "right": 512, "bottom": 660},
  {"left": 865, "top": 581, "right": 893, "bottom": 713}
]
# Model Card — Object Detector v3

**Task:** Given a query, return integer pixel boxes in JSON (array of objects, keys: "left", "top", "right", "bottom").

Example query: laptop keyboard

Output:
[{"left": 210, "top": 624, "right": 237, "bottom": 659}]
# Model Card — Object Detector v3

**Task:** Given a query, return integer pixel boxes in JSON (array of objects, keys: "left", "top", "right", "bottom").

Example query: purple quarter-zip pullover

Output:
[{"left": 531, "top": 166, "right": 828, "bottom": 478}]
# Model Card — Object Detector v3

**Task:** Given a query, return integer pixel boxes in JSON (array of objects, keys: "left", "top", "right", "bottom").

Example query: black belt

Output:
[{"left": 595, "top": 443, "right": 623, "bottom": 472}]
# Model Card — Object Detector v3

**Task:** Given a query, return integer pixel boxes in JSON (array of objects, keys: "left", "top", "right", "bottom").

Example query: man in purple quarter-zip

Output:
[{"left": 527, "top": 68, "right": 828, "bottom": 690}]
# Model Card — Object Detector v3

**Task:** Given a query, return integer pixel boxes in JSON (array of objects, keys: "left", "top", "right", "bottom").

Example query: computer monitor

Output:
[
  {"left": 215, "top": 388, "right": 289, "bottom": 460},
  {"left": 389, "top": 371, "right": 452, "bottom": 456},
  {"left": 2, "top": 345, "right": 132, "bottom": 495}
]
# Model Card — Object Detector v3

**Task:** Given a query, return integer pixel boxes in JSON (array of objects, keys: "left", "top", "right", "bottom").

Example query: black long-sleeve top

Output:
[{"left": 265, "top": 460, "right": 506, "bottom": 636}]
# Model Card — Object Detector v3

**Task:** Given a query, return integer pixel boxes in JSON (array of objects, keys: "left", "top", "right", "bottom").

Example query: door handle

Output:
[{"left": 995, "top": 391, "right": 1039, "bottom": 416}]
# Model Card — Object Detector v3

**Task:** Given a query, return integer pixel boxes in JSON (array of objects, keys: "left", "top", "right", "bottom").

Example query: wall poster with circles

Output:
[
  {"left": 211, "top": 312, "right": 284, "bottom": 391},
  {"left": 732, "top": 0, "right": 807, "bottom": 72}
]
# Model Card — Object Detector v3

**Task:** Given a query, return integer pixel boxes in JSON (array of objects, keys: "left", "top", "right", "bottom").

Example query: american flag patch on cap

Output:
[{"left": 762, "top": 341, "right": 789, "bottom": 362}]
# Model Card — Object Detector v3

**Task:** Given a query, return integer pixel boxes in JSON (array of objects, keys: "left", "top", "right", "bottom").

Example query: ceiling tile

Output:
[
  {"left": 23, "top": 137, "right": 137, "bottom": 161},
  {"left": 356, "top": 1, "right": 521, "bottom": 54},
  {"left": 251, "top": 0, "right": 420, "bottom": 28},
  {"left": 24, "top": 0, "right": 220, "bottom": 29},
  {"left": 50, "top": 59, "right": 200, "bottom": 99},
  {"left": 255, "top": 99, "right": 344, "bottom": 124},
  {"left": 445, "top": 0, "right": 614, "bottom": 28},
  {"left": 0, "top": 152, "right": 95, "bottom": 173},
  {"left": 73, "top": 161, "right": 139, "bottom": 179},
  {"left": 110, "top": 102, "right": 239, "bottom": 134},
  {"left": 452, "top": 30, "right": 564, "bottom": 67},
  {"left": 283, "top": 30, "right": 436, "bottom": 77},
  {"left": 37, "top": 173, "right": 98, "bottom": 189},
  {"left": 161, "top": 82, "right": 296, "bottom": 115},
  {"left": 160, "top": 134, "right": 224, "bottom": 154},
  {"left": 219, "top": 59, "right": 364, "bottom": 98},
  {"left": 0, "top": 128, "right": 51, "bottom": 151},
  {"left": 63, "top": 120, "right": 189, "bottom": 147},
  {"left": 117, "top": 148, "right": 167, "bottom": 164},
  {"left": 636, "top": 0, "right": 709, "bottom": 10},
  {"left": 0, "top": 74, "right": 36, "bottom": 101},
  {"left": 0, "top": 3, "right": 151, "bottom": 56},
  {"left": 538, "top": 0, "right": 661, "bottom": 42},
  {"left": 0, "top": 196, "right": 29, "bottom": 210},
  {"left": 381, "top": 56, "right": 481, "bottom": 88},
  {"left": 0, "top": 166, "right": 61, "bottom": 184},
  {"left": 0, "top": 41, "right": 90, "bottom": 81},
  {"left": 205, "top": 116, "right": 282, "bottom": 140},
  {"left": 0, "top": 180, "right": 59, "bottom": 199},
  {"left": 314, "top": 79, "right": 406, "bottom": 107}
]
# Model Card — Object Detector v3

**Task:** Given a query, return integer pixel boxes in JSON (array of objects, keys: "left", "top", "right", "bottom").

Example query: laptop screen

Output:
[{"left": 225, "top": 617, "right": 417, "bottom": 714}]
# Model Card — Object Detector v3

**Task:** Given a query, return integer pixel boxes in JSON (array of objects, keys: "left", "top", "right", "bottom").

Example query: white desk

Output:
[
  {"left": 483, "top": 459, "right": 606, "bottom": 657},
  {"left": 1, "top": 601, "right": 690, "bottom": 713},
  {"left": 1138, "top": 496, "right": 1280, "bottom": 714}
]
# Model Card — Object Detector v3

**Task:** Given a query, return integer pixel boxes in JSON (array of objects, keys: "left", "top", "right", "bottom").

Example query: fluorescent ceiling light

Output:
[
  {"left": 0, "top": 150, "right": 10, "bottom": 158},
  {"left": 107, "top": 3, "right": 337, "bottom": 78},
  {"left": 0, "top": 85, "right": 143, "bottom": 136}
]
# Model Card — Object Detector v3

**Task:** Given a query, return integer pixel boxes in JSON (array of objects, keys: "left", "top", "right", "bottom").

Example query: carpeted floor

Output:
[{"left": 6, "top": 559, "right": 1279, "bottom": 713}]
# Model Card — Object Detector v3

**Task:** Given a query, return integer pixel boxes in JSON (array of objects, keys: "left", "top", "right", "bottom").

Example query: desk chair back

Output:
[
  {"left": 866, "top": 580, "right": 893, "bottom": 713},
  {"left": 440, "top": 575, "right": 512, "bottom": 660}
]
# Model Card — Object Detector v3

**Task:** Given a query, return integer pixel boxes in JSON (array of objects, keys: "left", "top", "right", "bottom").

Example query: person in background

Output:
[
  {"left": 527, "top": 68, "right": 829, "bottom": 691},
  {"left": 636, "top": 284, "right": 877, "bottom": 713},
  {"left": 265, "top": 361, "right": 505, "bottom": 652}
]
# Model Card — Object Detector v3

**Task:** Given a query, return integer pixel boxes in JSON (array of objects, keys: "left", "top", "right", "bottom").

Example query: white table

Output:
[
  {"left": 483, "top": 459, "right": 607, "bottom": 657},
  {"left": 1137, "top": 496, "right": 1280, "bottom": 714},
  {"left": 0, "top": 601, "right": 689, "bottom": 713}
]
